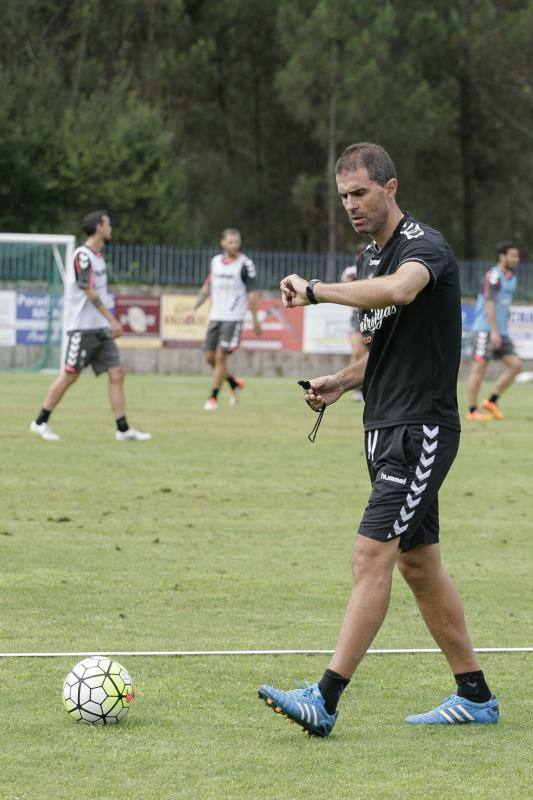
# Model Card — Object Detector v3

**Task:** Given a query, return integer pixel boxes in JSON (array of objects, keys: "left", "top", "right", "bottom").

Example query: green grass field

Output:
[{"left": 1, "top": 373, "right": 532, "bottom": 800}]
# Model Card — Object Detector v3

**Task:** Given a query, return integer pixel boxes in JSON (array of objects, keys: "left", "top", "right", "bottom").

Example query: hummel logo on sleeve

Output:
[
  {"left": 245, "top": 258, "right": 256, "bottom": 278},
  {"left": 488, "top": 268, "right": 501, "bottom": 286},
  {"left": 400, "top": 222, "right": 424, "bottom": 240},
  {"left": 379, "top": 472, "right": 407, "bottom": 485}
]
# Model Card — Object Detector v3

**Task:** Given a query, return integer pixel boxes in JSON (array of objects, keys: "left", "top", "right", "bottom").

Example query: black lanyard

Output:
[
  {"left": 298, "top": 380, "right": 326, "bottom": 443},
  {"left": 306, "top": 404, "right": 326, "bottom": 443}
]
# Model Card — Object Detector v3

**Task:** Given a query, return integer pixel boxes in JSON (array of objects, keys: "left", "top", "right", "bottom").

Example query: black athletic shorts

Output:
[
  {"left": 471, "top": 331, "right": 516, "bottom": 362},
  {"left": 203, "top": 320, "right": 243, "bottom": 353},
  {"left": 65, "top": 329, "right": 122, "bottom": 376},
  {"left": 359, "top": 424, "right": 460, "bottom": 551}
]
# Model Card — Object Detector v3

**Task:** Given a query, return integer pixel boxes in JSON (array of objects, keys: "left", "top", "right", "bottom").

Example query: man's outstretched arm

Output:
[{"left": 281, "top": 261, "right": 430, "bottom": 310}]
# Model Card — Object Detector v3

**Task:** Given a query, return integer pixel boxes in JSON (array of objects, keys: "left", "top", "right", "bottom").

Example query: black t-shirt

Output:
[{"left": 357, "top": 213, "right": 461, "bottom": 432}]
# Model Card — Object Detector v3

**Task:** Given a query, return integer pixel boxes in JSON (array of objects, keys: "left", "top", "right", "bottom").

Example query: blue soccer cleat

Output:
[
  {"left": 258, "top": 681, "right": 338, "bottom": 737},
  {"left": 405, "top": 694, "right": 499, "bottom": 725}
]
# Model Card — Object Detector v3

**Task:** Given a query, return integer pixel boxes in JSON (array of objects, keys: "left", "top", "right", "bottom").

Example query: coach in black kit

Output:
[{"left": 258, "top": 143, "right": 499, "bottom": 736}]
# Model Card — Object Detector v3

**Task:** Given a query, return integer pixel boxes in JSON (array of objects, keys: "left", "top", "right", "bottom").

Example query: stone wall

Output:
[
  {"left": 117, "top": 346, "right": 531, "bottom": 381},
  {"left": 2, "top": 341, "right": 531, "bottom": 378}
]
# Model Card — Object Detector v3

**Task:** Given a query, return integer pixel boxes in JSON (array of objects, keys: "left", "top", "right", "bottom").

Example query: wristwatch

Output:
[{"left": 306, "top": 279, "right": 322, "bottom": 305}]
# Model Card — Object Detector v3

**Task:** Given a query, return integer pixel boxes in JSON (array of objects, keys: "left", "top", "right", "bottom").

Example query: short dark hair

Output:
[
  {"left": 335, "top": 143, "right": 397, "bottom": 186},
  {"left": 221, "top": 228, "right": 240, "bottom": 239},
  {"left": 82, "top": 210, "right": 108, "bottom": 236},
  {"left": 496, "top": 241, "right": 519, "bottom": 258}
]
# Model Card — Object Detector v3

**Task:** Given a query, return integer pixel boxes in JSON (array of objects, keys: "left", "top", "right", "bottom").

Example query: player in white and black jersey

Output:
[
  {"left": 259, "top": 143, "right": 498, "bottom": 737},
  {"left": 30, "top": 210, "right": 150, "bottom": 442},
  {"left": 185, "top": 228, "right": 261, "bottom": 410}
]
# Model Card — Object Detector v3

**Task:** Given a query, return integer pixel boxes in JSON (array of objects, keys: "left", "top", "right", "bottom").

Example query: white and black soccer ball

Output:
[{"left": 63, "top": 657, "right": 135, "bottom": 725}]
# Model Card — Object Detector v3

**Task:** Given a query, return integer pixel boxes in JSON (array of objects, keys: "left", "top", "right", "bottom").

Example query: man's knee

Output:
[
  {"left": 397, "top": 547, "right": 439, "bottom": 593},
  {"left": 204, "top": 351, "right": 215, "bottom": 366},
  {"left": 61, "top": 370, "right": 79, "bottom": 386},
  {"left": 108, "top": 366, "right": 125, "bottom": 383},
  {"left": 351, "top": 535, "right": 398, "bottom": 581},
  {"left": 397, "top": 557, "right": 424, "bottom": 589},
  {"left": 215, "top": 348, "right": 228, "bottom": 364},
  {"left": 509, "top": 356, "right": 523, "bottom": 376},
  {"left": 470, "top": 358, "right": 487, "bottom": 378}
]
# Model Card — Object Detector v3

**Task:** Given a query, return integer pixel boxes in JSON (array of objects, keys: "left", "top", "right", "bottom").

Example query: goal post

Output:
[{"left": 0, "top": 233, "right": 76, "bottom": 371}]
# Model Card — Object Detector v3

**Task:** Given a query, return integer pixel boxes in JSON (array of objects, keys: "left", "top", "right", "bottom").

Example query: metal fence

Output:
[
  {"left": 0, "top": 244, "right": 64, "bottom": 283},
  {"left": 1, "top": 241, "right": 532, "bottom": 299},
  {"left": 103, "top": 244, "right": 360, "bottom": 289}
]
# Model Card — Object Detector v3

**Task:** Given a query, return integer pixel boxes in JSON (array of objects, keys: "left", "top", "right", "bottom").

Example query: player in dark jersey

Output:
[{"left": 259, "top": 143, "right": 498, "bottom": 736}]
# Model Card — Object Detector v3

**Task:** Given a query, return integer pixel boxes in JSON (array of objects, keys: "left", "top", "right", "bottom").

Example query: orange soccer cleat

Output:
[
  {"left": 466, "top": 408, "right": 492, "bottom": 421},
  {"left": 482, "top": 400, "right": 505, "bottom": 420}
]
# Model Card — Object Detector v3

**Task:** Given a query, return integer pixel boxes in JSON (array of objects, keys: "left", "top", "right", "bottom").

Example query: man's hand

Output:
[
  {"left": 184, "top": 310, "right": 196, "bottom": 325},
  {"left": 302, "top": 374, "right": 345, "bottom": 409},
  {"left": 280, "top": 274, "right": 310, "bottom": 308},
  {"left": 110, "top": 318, "right": 123, "bottom": 338},
  {"left": 490, "top": 330, "right": 502, "bottom": 350}
]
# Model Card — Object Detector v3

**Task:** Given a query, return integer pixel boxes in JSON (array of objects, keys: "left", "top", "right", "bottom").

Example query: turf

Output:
[{"left": 0, "top": 373, "right": 532, "bottom": 799}]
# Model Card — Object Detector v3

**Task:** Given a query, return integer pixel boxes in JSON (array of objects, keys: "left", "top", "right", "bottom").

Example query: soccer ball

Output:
[{"left": 63, "top": 656, "right": 135, "bottom": 725}]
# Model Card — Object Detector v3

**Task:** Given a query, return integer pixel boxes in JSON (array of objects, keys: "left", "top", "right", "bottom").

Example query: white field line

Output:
[{"left": 0, "top": 647, "right": 531, "bottom": 658}]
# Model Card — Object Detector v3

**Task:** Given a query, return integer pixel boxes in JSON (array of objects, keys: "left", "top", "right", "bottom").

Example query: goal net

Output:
[{"left": 0, "top": 233, "right": 75, "bottom": 371}]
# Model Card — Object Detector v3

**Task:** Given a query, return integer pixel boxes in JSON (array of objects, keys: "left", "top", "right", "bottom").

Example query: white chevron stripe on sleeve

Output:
[
  {"left": 420, "top": 453, "right": 435, "bottom": 468},
  {"left": 423, "top": 439, "right": 438, "bottom": 454},
  {"left": 410, "top": 481, "right": 427, "bottom": 495}
]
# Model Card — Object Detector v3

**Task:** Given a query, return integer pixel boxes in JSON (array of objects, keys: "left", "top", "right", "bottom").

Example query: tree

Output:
[{"left": 0, "top": 0, "right": 531, "bottom": 256}]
